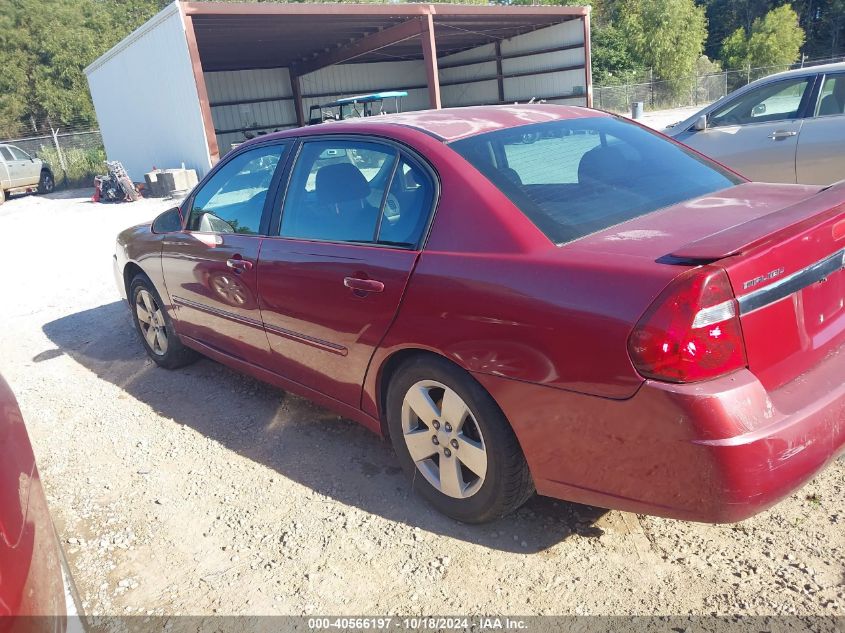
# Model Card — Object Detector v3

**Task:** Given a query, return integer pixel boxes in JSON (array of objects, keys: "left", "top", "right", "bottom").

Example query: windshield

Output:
[{"left": 449, "top": 116, "right": 742, "bottom": 245}]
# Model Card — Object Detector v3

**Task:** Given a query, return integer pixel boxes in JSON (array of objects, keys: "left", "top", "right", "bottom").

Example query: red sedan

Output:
[
  {"left": 114, "top": 105, "right": 845, "bottom": 523},
  {"left": 0, "top": 373, "right": 68, "bottom": 629}
]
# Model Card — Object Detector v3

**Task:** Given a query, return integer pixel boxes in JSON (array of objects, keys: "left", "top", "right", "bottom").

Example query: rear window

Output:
[{"left": 449, "top": 116, "right": 742, "bottom": 245}]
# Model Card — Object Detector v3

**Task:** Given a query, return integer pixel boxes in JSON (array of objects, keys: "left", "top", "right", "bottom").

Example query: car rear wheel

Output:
[
  {"left": 386, "top": 355, "right": 534, "bottom": 523},
  {"left": 38, "top": 170, "right": 54, "bottom": 194},
  {"left": 129, "top": 275, "right": 198, "bottom": 369}
]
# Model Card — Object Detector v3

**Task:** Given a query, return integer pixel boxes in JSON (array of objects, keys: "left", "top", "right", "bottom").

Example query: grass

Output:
[{"left": 36, "top": 146, "right": 106, "bottom": 189}]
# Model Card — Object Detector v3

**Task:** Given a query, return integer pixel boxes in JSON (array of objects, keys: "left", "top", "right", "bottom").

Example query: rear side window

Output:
[
  {"left": 279, "top": 139, "right": 434, "bottom": 248},
  {"left": 816, "top": 74, "right": 845, "bottom": 117},
  {"left": 450, "top": 117, "right": 741, "bottom": 245},
  {"left": 0, "top": 147, "right": 14, "bottom": 161}
]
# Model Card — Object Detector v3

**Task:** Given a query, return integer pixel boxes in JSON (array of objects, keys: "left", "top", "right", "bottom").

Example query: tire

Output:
[
  {"left": 38, "top": 170, "right": 54, "bottom": 194},
  {"left": 129, "top": 274, "right": 198, "bottom": 369},
  {"left": 386, "top": 355, "right": 534, "bottom": 523}
]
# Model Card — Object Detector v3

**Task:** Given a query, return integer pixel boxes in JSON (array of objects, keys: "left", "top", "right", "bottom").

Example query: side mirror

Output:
[
  {"left": 752, "top": 103, "right": 767, "bottom": 117},
  {"left": 693, "top": 115, "right": 708, "bottom": 131},
  {"left": 151, "top": 207, "right": 183, "bottom": 234}
]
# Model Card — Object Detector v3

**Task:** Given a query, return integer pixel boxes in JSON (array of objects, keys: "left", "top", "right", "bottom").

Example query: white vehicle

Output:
[
  {"left": 666, "top": 62, "right": 845, "bottom": 185},
  {"left": 0, "top": 143, "right": 55, "bottom": 204}
]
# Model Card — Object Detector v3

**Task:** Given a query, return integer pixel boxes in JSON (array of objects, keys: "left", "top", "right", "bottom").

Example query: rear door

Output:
[
  {"left": 160, "top": 141, "right": 290, "bottom": 364},
  {"left": 1, "top": 146, "right": 27, "bottom": 187},
  {"left": 257, "top": 137, "right": 437, "bottom": 406},
  {"left": 796, "top": 72, "right": 845, "bottom": 185},
  {"left": 0, "top": 147, "right": 13, "bottom": 187},
  {"left": 680, "top": 75, "right": 813, "bottom": 183}
]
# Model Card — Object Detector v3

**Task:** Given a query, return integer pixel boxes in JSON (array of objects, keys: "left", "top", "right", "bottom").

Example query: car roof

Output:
[
  {"left": 256, "top": 104, "right": 609, "bottom": 144},
  {"left": 759, "top": 61, "right": 845, "bottom": 82}
]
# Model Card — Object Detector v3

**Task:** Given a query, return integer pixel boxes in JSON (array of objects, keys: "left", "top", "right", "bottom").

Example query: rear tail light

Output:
[{"left": 628, "top": 266, "right": 747, "bottom": 382}]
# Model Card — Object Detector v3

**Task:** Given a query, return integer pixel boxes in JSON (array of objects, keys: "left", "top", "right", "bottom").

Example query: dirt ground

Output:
[{"left": 0, "top": 183, "right": 843, "bottom": 619}]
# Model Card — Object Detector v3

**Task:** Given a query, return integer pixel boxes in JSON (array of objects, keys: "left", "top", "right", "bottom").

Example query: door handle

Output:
[
  {"left": 344, "top": 277, "right": 384, "bottom": 293},
  {"left": 226, "top": 257, "right": 253, "bottom": 273},
  {"left": 768, "top": 130, "right": 797, "bottom": 140}
]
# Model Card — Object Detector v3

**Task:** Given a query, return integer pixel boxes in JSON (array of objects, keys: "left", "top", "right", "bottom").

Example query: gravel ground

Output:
[{"left": 0, "top": 178, "right": 843, "bottom": 619}]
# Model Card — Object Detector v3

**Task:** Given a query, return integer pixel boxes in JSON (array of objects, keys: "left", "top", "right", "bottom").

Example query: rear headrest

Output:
[
  {"left": 316, "top": 163, "right": 370, "bottom": 205},
  {"left": 578, "top": 145, "right": 631, "bottom": 187}
]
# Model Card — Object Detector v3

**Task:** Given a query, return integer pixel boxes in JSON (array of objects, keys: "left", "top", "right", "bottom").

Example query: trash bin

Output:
[{"left": 631, "top": 101, "right": 644, "bottom": 120}]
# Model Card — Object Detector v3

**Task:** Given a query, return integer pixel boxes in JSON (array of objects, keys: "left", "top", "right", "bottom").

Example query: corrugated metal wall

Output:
[
  {"left": 205, "top": 68, "right": 296, "bottom": 154},
  {"left": 203, "top": 20, "right": 587, "bottom": 154},
  {"left": 85, "top": 3, "right": 213, "bottom": 180},
  {"left": 206, "top": 61, "right": 430, "bottom": 154}
]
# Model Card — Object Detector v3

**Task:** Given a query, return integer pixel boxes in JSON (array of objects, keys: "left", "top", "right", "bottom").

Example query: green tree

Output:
[
  {"left": 618, "top": 0, "right": 708, "bottom": 97},
  {"left": 719, "top": 4, "right": 806, "bottom": 70},
  {"left": 0, "top": 0, "right": 165, "bottom": 138},
  {"left": 590, "top": 24, "right": 644, "bottom": 84}
]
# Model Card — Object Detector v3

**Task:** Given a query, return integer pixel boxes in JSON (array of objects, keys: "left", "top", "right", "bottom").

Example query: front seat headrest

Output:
[{"left": 316, "top": 163, "right": 370, "bottom": 205}]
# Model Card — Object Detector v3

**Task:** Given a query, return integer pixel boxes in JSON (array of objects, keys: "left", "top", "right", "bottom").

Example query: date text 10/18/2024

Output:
[{"left": 307, "top": 618, "right": 529, "bottom": 630}]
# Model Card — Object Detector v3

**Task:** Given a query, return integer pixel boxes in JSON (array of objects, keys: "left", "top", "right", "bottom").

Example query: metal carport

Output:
[{"left": 86, "top": 1, "right": 591, "bottom": 180}]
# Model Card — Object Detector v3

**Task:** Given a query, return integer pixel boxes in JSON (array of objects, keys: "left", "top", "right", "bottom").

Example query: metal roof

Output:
[
  {"left": 243, "top": 103, "right": 608, "bottom": 143},
  {"left": 183, "top": 2, "right": 588, "bottom": 72}
]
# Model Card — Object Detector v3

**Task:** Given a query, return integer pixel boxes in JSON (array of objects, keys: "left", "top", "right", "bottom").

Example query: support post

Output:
[
  {"left": 50, "top": 127, "right": 67, "bottom": 176},
  {"left": 582, "top": 11, "right": 593, "bottom": 108},
  {"left": 420, "top": 14, "right": 441, "bottom": 109},
  {"left": 182, "top": 10, "right": 220, "bottom": 165},
  {"left": 290, "top": 72, "right": 305, "bottom": 127},
  {"left": 495, "top": 41, "right": 505, "bottom": 103}
]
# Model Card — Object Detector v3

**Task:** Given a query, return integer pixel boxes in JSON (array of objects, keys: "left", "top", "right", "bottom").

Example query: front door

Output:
[
  {"left": 257, "top": 138, "right": 436, "bottom": 406},
  {"left": 8, "top": 146, "right": 40, "bottom": 186},
  {"left": 160, "top": 142, "right": 289, "bottom": 364},
  {"left": 679, "top": 75, "right": 813, "bottom": 183}
]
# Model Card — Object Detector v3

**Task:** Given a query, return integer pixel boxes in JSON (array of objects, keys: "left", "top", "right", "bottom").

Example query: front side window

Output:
[
  {"left": 709, "top": 77, "right": 811, "bottom": 127},
  {"left": 8, "top": 147, "right": 30, "bottom": 160},
  {"left": 187, "top": 143, "right": 286, "bottom": 234},
  {"left": 279, "top": 139, "right": 433, "bottom": 247},
  {"left": 816, "top": 74, "right": 845, "bottom": 117},
  {"left": 450, "top": 116, "right": 742, "bottom": 245}
]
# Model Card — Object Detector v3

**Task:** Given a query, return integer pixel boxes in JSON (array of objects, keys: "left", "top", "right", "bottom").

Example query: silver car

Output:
[{"left": 666, "top": 62, "right": 845, "bottom": 185}]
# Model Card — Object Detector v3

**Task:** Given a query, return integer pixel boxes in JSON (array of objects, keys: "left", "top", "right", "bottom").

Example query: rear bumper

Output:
[{"left": 475, "top": 346, "right": 845, "bottom": 523}]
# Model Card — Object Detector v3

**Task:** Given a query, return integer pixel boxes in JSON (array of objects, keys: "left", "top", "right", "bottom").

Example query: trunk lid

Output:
[
  {"left": 701, "top": 183, "right": 845, "bottom": 392},
  {"left": 569, "top": 181, "right": 845, "bottom": 391}
]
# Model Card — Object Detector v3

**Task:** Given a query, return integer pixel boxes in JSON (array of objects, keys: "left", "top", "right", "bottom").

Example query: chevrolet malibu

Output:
[{"left": 114, "top": 105, "right": 845, "bottom": 524}]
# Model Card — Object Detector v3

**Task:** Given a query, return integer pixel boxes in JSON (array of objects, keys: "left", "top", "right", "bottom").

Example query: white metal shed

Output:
[{"left": 85, "top": 1, "right": 592, "bottom": 181}]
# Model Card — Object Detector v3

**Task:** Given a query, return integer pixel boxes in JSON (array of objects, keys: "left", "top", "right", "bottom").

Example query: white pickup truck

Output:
[{"left": 0, "top": 144, "right": 54, "bottom": 204}]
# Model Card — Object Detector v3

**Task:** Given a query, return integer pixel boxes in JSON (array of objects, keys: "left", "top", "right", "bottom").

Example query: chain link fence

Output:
[
  {"left": 594, "top": 56, "right": 845, "bottom": 115},
  {"left": 0, "top": 127, "right": 105, "bottom": 189}
]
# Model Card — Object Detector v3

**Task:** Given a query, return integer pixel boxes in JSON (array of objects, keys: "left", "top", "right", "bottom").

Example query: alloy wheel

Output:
[
  {"left": 401, "top": 380, "right": 487, "bottom": 499},
  {"left": 135, "top": 289, "right": 168, "bottom": 356}
]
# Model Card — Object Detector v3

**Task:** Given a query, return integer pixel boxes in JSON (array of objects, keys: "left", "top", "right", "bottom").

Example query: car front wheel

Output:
[
  {"left": 129, "top": 274, "right": 198, "bottom": 369},
  {"left": 386, "top": 355, "right": 534, "bottom": 523}
]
